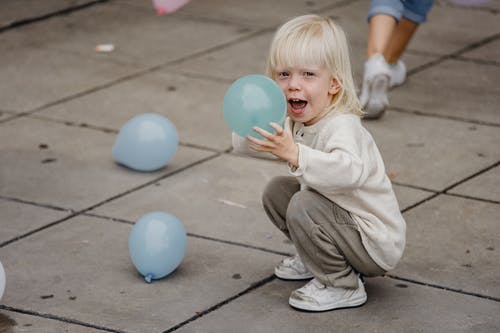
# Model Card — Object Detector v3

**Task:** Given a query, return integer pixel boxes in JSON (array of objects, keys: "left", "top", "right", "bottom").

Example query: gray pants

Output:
[{"left": 262, "top": 176, "right": 385, "bottom": 289}]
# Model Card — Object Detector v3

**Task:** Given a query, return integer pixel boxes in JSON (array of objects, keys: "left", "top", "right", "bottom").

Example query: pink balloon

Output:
[{"left": 152, "top": 0, "right": 191, "bottom": 15}]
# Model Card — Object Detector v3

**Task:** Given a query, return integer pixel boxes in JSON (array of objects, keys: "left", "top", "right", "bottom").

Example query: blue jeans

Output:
[{"left": 368, "top": 0, "right": 434, "bottom": 24}]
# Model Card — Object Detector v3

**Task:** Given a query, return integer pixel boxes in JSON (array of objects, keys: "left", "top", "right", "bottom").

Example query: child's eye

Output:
[
  {"left": 277, "top": 72, "right": 289, "bottom": 79},
  {"left": 304, "top": 72, "right": 315, "bottom": 77}
]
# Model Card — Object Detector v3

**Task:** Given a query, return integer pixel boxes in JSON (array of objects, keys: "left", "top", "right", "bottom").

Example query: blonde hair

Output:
[{"left": 266, "top": 15, "right": 363, "bottom": 117}]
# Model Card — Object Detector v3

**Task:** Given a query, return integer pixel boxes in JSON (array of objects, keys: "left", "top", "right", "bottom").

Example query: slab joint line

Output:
[
  {"left": 385, "top": 274, "right": 500, "bottom": 303},
  {"left": 0, "top": 0, "right": 110, "bottom": 33},
  {"left": 0, "top": 153, "right": 222, "bottom": 248},
  {"left": 442, "top": 160, "right": 500, "bottom": 193},
  {"left": 0, "top": 305, "right": 128, "bottom": 333},
  {"left": 84, "top": 211, "right": 292, "bottom": 257},
  {"left": 390, "top": 106, "right": 500, "bottom": 127},
  {"left": 161, "top": 275, "right": 276, "bottom": 333}
]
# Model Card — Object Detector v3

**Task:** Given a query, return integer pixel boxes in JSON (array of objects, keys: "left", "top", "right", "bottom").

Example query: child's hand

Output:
[{"left": 247, "top": 117, "right": 299, "bottom": 168}]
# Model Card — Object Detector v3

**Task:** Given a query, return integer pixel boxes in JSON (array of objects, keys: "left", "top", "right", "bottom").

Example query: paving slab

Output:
[
  {"left": 0, "top": 111, "right": 16, "bottom": 122},
  {"left": 2, "top": 2, "right": 259, "bottom": 68},
  {"left": 0, "top": 199, "right": 69, "bottom": 245},
  {"left": 0, "top": 117, "right": 214, "bottom": 210},
  {"left": 409, "top": 3, "right": 500, "bottom": 56},
  {"left": 448, "top": 165, "right": 500, "bottom": 202},
  {"left": 394, "top": 195, "right": 500, "bottom": 298},
  {"left": 363, "top": 111, "right": 500, "bottom": 191},
  {"left": 0, "top": 0, "right": 97, "bottom": 29},
  {"left": 447, "top": 0, "right": 500, "bottom": 11},
  {"left": 0, "top": 1, "right": 258, "bottom": 113},
  {"left": 0, "top": 310, "right": 103, "bottom": 333},
  {"left": 0, "top": 215, "right": 281, "bottom": 333},
  {"left": 174, "top": 277, "right": 500, "bottom": 333},
  {"left": 461, "top": 38, "right": 500, "bottom": 64},
  {"left": 38, "top": 69, "right": 234, "bottom": 151},
  {"left": 390, "top": 59, "right": 500, "bottom": 125},
  {"left": 392, "top": 184, "right": 435, "bottom": 211},
  {"left": 170, "top": 31, "right": 273, "bottom": 82},
  {"left": 92, "top": 154, "right": 296, "bottom": 254},
  {"left": 0, "top": 44, "right": 138, "bottom": 113},
  {"left": 120, "top": 0, "right": 344, "bottom": 28}
]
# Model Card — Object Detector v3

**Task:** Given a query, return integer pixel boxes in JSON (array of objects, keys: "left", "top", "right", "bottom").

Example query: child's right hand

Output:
[{"left": 246, "top": 117, "right": 299, "bottom": 167}]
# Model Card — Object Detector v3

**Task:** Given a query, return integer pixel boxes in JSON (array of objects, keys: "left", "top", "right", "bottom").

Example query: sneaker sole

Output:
[
  {"left": 288, "top": 293, "right": 367, "bottom": 312},
  {"left": 364, "top": 74, "right": 389, "bottom": 119},
  {"left": 274, "top": 268, "right": 314, "bottom": 280}
]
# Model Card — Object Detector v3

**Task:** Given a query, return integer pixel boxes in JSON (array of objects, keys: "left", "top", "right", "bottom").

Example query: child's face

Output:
[{"left": 274, "top": 65, "right": 339, "bottom": 126}]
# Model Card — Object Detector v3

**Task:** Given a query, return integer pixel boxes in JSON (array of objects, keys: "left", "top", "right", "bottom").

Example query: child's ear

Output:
[{"left": 329, "top": 78, "right": 341, "bottom": 95}]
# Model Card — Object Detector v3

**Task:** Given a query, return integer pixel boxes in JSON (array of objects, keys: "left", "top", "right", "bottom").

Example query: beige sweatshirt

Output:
[{"left": 232, "top": 113, "right": 406, "bottom": 271}]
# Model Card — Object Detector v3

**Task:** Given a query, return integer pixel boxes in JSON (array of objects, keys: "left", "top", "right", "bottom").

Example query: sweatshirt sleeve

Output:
[{"left": 289, "top": 120, "right": 370, "bottom": 193}]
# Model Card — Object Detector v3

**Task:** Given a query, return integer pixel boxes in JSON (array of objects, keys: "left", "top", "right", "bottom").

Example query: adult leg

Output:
[
  {"left": 366, "top": 14, "right": 398, "bottom": 59},
  {"left": 384, "top": 0, "right": 433, "bottom": 85},
  {"left": 366, "top": 0, "right": 403, "bottom": 59},
  {"left": 385, "top": 0, "right": 434, "bottom": 63},
  {"left": 384, "top": 17, "right": 419, "bottom": 64},
  {"left": 361, "top": 0, "right": 403, "bottom": 118}
]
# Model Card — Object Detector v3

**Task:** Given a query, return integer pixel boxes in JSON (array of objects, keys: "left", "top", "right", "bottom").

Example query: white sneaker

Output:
[
  {"left": 389, "top": 60, "right": 406, "bottom": 87},
  {"left": 289, "top": 278, "right": 367, "bottom": 312},
  {"left": 274, "top": 255, "right": 314, "bottom": 280},
  {"left": 360, "top": 54, "right": 391, "bottom": 119}
]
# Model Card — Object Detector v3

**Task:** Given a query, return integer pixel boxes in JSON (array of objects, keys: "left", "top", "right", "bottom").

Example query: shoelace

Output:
[
  {"left": 285, "top": 256, "right": 306, "bottom": 273},
  {"left": 299, "top": 279, "right": 325, "bottom": 295}
]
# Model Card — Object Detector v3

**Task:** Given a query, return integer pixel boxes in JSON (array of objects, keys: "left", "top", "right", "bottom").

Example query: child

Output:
[{"left": 232, "top": 14, "right": 406, "bottom": 312}]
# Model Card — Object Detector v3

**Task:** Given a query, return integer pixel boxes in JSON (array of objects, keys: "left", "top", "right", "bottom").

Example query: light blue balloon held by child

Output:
[
  {"left": 129, "top": 212, "right": 186, "bottom": 283},
  {"left": 222, "top": 74, "right": 287, "bottom": 139},
  {"left": 112, "top": 113, "right": 179, "bottom": 172}
]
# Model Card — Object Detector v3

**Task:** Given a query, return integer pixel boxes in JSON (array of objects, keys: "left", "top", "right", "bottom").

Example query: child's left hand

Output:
[{"left": 247, "top": 117, "right": 299, "bottom": 168}]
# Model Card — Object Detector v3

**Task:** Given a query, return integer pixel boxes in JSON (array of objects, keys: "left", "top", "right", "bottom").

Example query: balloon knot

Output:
[{"left": 145, "top": 274, "right": 153, "bottom": 283}]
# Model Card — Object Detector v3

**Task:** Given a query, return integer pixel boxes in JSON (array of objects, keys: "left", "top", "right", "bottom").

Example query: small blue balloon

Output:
[
  {"left": 112, "top": 113, "right": 179, "bottom": 172},
  {"left": 223, "top": 74, "right": 286, "bottom": 138},
  {"left": 0, "top": 260, "right": 5, "bottom": 301},
  {"left": 129, "top": 212, "right": 186, "bottom": 283}
]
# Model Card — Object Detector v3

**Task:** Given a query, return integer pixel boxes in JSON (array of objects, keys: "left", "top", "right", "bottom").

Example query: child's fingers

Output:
[
  {"left": 246, "top": 135, "right": 267, "bottom": 146},
  {"left": 269, "top": 122, "right": 284, "bottom": 135},
  {"left": 252, "top": 126, "right": 273, "bottom": 139},
  {"left": 246, "top": 135, "right": 274, "bottom": 149}
]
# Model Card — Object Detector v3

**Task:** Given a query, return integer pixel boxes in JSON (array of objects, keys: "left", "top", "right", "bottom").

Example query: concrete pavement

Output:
[{"left": 0, "top": 0, "right": 499, "bottom": 332}]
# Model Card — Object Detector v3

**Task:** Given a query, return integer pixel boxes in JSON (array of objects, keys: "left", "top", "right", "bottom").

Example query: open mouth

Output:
[{"left": 288, "top": 98, "right": 307, "bottom": 110}]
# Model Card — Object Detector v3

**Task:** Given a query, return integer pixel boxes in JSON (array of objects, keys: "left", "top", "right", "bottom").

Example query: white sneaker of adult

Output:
[
  {"left": 360, "top": 54, "right": 391, "bottom": 119},
  {"left": 289, "top": 278, "right": 367, "bottom": 312},
  {"left": 389, "top": 60, "right": 406, "bottom": 87},
  {"left": 274, "top": 255, "right": 314, "bottom": 280}
]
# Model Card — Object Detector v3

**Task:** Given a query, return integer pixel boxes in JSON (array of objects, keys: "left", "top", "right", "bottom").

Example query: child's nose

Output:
[{"left": 288, "top": 75, "right": 301, "bottom": 90}]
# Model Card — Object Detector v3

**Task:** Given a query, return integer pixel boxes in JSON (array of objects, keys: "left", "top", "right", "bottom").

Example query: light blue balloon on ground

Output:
[
  {"left": 223, "top": 74, "right": 287, "bottom": 138},
  {"left": 112, "top": 113, "right": 178, "bottom": 172},
  {"left": 0, "top": 260, "right": 5, "bottom": 301},
  {"left": 129, "top": 212, "right": 186, "bottom": 283}
]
